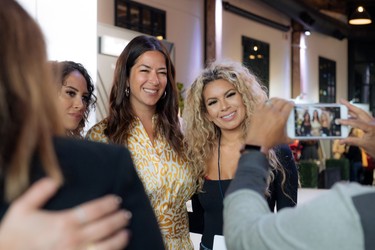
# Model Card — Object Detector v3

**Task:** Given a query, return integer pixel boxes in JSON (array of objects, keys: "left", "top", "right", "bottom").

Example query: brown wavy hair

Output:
[
  {"left": 0, "top": 0, "right": 64, "bottom": 201},
  {"left": 105, "top": 35, "right": 184, "bottom": 157}
]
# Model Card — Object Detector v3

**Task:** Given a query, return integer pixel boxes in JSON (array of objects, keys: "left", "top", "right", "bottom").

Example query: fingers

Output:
[
  {"left": 280, "top": 100, "right": 294, "bottom": 115},
  {"left": 81, "top": 210, "right": 131, "bottom": 243},
  {"left": 340, "top": 99, "right": 373, "bottom": 123},
  {"left": 339, "top": 137, "right": 362, "bottom": 148},
  {"left": 14, "top": 178, "right": 59, "bottom": 210},
  {"left": 267, "top": 98, "right": 294, "bottom": 112},
  {"left": 338, "top": 118, "right": 371, "bottom": 132},
  {"left": 71, "top": 195, "right": 122, "bottom": 225},
  {"left": 248, "top": 98, "right": 293, "bottom": 150},
  {"left": 265, "top": 98, "right": 294, "bottom": 123},
  {"left": 58, "top": 196, "right": 129, "bottom": 249},
  {"left": 90, "top": 230, "right": 130, "bottom": 250}
]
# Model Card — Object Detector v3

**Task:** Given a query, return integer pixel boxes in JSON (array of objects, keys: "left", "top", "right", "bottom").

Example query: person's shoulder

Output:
[
  {"left": 54, "top": 136, "right": 130, "bottom": 160},
  {"left": 86, "top": 119, "right": 108, "bottom": 133},
  {"left": 85, "top": 119, "right": 109, "bottom": 141}
]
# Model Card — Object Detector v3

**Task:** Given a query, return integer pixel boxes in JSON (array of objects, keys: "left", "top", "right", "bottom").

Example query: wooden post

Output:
[
  {"left": 291, "top": 21, "right": 302, "bottom": 98},
  {"left": 205, "top": 0, "right": 216, "bottom": 64}
]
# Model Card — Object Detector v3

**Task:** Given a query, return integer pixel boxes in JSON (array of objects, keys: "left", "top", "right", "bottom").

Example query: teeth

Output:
[
  {"left": 144, "top": 88, "right": 157, "bottom": 94},
  {"left": 222, "top": 112, "right": 235, "bottom": 119}
]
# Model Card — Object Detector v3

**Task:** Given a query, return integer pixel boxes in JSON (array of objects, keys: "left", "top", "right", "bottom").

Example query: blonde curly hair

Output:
[{"left": 183, "top": 60, "right": 285, "bottom": 193}]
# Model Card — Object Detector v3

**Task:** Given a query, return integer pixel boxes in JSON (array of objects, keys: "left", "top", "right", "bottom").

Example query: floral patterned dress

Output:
[{"left": 86, "top": 118, "right": 195, "bottom": 250}]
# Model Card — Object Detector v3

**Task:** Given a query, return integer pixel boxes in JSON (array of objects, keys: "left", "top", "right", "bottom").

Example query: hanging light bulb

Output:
[{"left": 349, "top": 6, "right": 372, "bottom": 25}]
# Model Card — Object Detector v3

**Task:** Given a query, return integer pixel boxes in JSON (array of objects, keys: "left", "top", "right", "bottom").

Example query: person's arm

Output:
[
  {"left": 338, "top": 99, "right": 375, "bottom": 159},
  {"left": 224, "top": 153, "right": 363, "bottom": 250},
  {"left": 0, "top": 178, "right": 130, "bottom": 250},
  {"left": 225, "top": 98, "right": 294, "bottom": 197},
  {"left": 223, "top": 98, "right": 364, "bottom": 250}
]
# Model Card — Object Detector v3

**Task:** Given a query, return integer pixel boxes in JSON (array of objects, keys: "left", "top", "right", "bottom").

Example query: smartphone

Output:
[{"left": 287, "top": 103, "right": 349, "bottom": 140}]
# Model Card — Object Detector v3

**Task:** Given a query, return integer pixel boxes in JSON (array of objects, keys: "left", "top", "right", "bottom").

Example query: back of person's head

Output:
[
  {"left": 106, "top": 35, "right": 183, "bottom": 156},
  {"left": 0, "top": 0, "right": 63, "bottom": 201},
  {"left": 59, "top": 61, "right": 97, "bottom": 137}
]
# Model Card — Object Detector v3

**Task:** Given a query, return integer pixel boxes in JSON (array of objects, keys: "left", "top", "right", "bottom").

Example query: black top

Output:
[
  {"left": 189, "top": 144, "right": 298, "bottom": 249},
  {"left": 0, "top": 137, "right": 165, "bottom": 250}
]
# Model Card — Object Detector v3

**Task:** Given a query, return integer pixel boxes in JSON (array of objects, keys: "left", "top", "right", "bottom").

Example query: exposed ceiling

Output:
[{"left": 262, "top": 0, "right": 375, "bottom": 41}]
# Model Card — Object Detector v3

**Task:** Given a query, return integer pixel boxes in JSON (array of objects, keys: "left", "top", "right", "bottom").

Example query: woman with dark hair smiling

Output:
[{"left": 86, "top": 35, "right": 195, "bottom": 249}]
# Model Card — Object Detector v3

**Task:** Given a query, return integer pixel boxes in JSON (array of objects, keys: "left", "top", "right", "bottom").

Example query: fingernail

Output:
[
  {"left": 124, "top": 211, "right": 132, "bottom": 219},
  {"left": 115, "top": 196, "right": 122, "bottom": 204}
]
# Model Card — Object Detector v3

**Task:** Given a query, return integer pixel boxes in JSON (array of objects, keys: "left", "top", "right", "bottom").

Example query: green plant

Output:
[{"left": 299, "top": 160, "right": 319, "bottom": 188}]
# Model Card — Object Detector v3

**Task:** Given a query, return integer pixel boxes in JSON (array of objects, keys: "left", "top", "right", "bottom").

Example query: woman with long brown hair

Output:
[{"left": 86, "top": 35, "right": 195, "bottom": 249}]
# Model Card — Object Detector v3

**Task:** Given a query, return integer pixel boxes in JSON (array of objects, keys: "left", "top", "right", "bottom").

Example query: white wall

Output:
[
  {"left": 97, "top": 0, "right": 204, "bottom": 91},
  {"left": 220, "top": 0, "right": 292, "bottom": 99},
  {"left": 17, "top": 0, "right": 97, "bottom": 75},
  {"left": 219, "top": 0, "right": 348, "bottom": 101},
  {"left": 302, "top": 33, "right": 348, "bottom": 102},
  {"left": 17, "top": 0, "right": 98, "bottom": 129},
  {"left": 97, "top": 0, "right": 348, "bottom": 101}
]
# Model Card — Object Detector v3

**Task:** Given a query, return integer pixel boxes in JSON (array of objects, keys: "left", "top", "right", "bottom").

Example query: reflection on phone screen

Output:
[{"left": 294, "top": 106, "right": 342, "bottom": 137}]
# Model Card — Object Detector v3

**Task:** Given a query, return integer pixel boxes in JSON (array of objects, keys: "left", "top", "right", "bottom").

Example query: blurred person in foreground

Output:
[
  {"left": 0, "top": 0, "right": 164, "bottom": 249},
  {"left": 224, "top": 98, "right": 375, "bottom": 250}
]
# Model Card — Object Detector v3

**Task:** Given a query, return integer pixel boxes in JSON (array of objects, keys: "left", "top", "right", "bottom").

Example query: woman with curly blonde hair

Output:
[{"left": 184, "top": 60, "right": 298, "bottom": 250}]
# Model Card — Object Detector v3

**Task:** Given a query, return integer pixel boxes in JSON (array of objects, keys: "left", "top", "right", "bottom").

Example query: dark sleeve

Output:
[
  {"left": 226, "top": 150, "right": 269, "bottom": 197},
  {"left": 188, "top": 193, "right": 204, "bottom": 234},
  {"left": 268, "top": 144, "right": 298, "bottom": 211},
  {"left": 114, "top": 147, "right": 165, "bottom": 250}
]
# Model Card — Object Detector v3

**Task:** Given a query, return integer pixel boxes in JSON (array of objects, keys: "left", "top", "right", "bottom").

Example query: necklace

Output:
[{"left": 217, "top": 133, "right": 224, "bottom": 199}]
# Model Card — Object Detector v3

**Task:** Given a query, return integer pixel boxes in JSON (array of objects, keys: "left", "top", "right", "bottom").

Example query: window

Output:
[
  {"left": 319, "top": 57, "right": 336, "bottom": 103},
  {"left": 348, "top": 41, "right": 375, "bottom": 115},
  {"left": 115, "top": 0, "right": 166, "bottom": 39},
  {"left": 242, "top": 36, "right": 270, "bottom": 91}
]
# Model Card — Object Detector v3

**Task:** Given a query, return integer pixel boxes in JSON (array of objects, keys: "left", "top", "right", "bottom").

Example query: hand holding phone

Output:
[{"left": 287, "top": 103, "right": 349, "bottom": 140}]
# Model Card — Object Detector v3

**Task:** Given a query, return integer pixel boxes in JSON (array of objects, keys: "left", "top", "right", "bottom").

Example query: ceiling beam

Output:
[{"left": 262, "top": 0, "right": 350, "bottom": 40}]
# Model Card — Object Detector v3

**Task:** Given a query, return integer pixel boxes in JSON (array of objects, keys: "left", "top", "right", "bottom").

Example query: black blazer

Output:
[{"left": 0, "top": 137, "right": 165, "bottom": 250}]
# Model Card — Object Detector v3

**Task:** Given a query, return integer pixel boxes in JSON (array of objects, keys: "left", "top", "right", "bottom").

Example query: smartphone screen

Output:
[{"left": 287, "top": 104, "right": 349, "bottom": 139}]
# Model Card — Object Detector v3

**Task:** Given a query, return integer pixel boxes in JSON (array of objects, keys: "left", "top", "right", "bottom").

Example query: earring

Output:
[
  {"left": 162, "top": 91, "right": 167, "bottom": 99},
  {"left": 125, "top": 87, "right": 130, "bottom": 97}
]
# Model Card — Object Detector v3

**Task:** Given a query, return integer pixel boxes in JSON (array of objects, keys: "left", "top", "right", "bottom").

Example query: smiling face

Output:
[
  {"left": 203, "top": 79, "right": 246, "bottom": 132},
  {"left": 57, "top": 70, "right": 89, "bottom": 132},
  {"left": 128, "top": 50, "right": 167, "bottom": 113}
]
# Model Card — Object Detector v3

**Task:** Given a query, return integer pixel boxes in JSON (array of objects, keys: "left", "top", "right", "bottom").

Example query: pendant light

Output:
[{"left": 349, "top": 6, "right": 372, "bottom": 25}]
